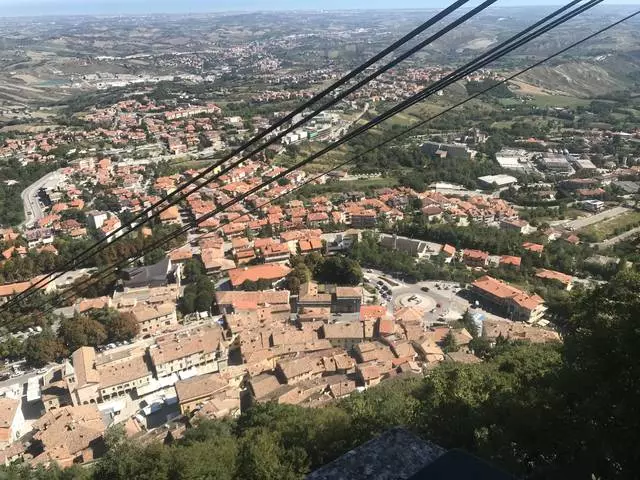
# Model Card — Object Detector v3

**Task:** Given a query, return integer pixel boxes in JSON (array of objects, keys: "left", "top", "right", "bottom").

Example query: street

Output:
[
  {"left": 20, "top": 171, "right": 65, "bottom": 228},
  {"left": 562, "top": 206, "right": 630, "bottom": 231}
]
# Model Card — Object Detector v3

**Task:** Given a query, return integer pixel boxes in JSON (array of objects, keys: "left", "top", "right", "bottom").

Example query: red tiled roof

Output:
[{"left": 227, "top": 264, "right": 292, "bottom": 288}]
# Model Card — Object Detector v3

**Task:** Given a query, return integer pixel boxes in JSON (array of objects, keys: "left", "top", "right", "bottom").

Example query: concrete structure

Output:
[
  {"left": 380, "top": 234, "right": 430, "bottom": 258},
  {"left": 477, "top": 174, "right": 518, "bottom": 189}
]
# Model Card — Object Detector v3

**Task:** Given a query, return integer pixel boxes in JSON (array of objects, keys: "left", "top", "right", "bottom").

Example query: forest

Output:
[{"left": 1, "top": 269, "right": 638, "bottom": 479}]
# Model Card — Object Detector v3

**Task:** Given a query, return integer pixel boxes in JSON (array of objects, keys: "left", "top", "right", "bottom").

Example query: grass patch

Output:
[
  {"left": 525, "top": 94, "right": 590, "bottom": 108},
  {"left": 579, "top": 211, "right": 640, "bottom": 242}
]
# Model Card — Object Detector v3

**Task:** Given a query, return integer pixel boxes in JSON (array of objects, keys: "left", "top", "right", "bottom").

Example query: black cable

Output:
[
  {"left": 2, "top": 0, "right": 478, "bottom": 312},
  {"left": 16, "top": 1, "right": 616, "bottom": 324},
  {"left": 24, "top": 0, "right": 614, "bottom": 325}
]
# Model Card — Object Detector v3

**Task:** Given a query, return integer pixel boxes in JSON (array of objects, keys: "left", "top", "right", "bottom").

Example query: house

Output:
[
  {"left": 471, "top": 275, "right": 546, "bottom": 323},
  {"left": 298, "top": 238, "right": 323, "bottom": 255},
  {"left": 422, "top": 141, "right": 474, "bottom": 161},
  {"left": 159, "top": 206, "right": 181, "bottom": 225},
  {"left": 333, "top": 286, "right": 363, "bottom": 313},
  {"left": 248, "top": 373, "right": 283, "bottom": 403},
  {"left": 535, "top": 268, "right": 573, "bottom": 291},
  {"left": 326, "top": 376, "right": 357, "bottom": 399},
  {"left": 261, "top": 243, "right": 291, "bottom": 263},
  {"left": 29, "top": 405, "right": 105, "bottom": 467},
  {"left": 275, "top": 356, "right": 323, "bottom": 385},
  {"left": 499, "top": 255, "right": 522, "bottom": 269},
  {"left": 121, "top": 257, "right": 181, "bottom": 290},
  {"left": 0, "top": 276, "right": 55, "bottom": 305},
  {"left": 421, "top": 205, "right": 443, "bottom": 221},
  {"left": 123, "top": 302, "right": 178, "bottom": 337},
  {"left": 149, "top": 324, "right": 228, "bottom": 378},
  {"left": 214, "top": 290, "right": 290, "bottom": 315},
  {"left": 522, "top": 242, "right": 544, "bottom": 255},
  {"left": 297, "top": 282, "right": 332, "bottom": 310},
  {"left": 227, "top": 264, "right": 292, "bottom": 289},
  {"left": 581, "top": 199, "right": 605, "bottom": 212},
  {"left": 0, "top": 397, "right": 24, "bottom": 449},
  {"left": 350, "top": 211, "right": 377, "bottom": 228},
  {"left": 200, "top": 247, "right": 235, "bottom": 275},
  {"left": 500, "top": 218, "right": 534, "bottom": 234},
  {"left": 321, "top": 322, "right": 367, "bottom": 352},
  {"left": 442, "top": 244, "right": 456, "bottom": 263},
  {"left": 412, "top": 337, "right": 445, "bottom": 363},
  {"left": 175, "top": 372, "right": 230, "bottom": 415},
  {"left": 86, "top": 211, "right": 108, "bottom": 229},
  {"left": 461, "top": 249, "right": 489, "bottom": 268}
]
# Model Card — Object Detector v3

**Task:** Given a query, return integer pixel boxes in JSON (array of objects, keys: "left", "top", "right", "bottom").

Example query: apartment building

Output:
[
  {"left": 149, "top": 324, "right": 228, "bottom": 378},
  {"left": 471, "top": 275, "right": 546, "bottom": 323}
]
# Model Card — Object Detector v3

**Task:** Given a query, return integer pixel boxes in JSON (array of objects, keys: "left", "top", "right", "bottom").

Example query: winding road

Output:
[{"left": 20, "top": 171, "right": 64, "bottom": 228}]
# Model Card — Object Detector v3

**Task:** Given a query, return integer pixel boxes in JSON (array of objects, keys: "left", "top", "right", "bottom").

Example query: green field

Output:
[
  {"left": 579, "top": 211, "right": 640, "bottom": 242},
  {"left": 525, "top": 94, "right": 590, "bottom": 108}
]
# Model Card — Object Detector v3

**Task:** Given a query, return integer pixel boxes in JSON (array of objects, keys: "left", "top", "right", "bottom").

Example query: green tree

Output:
[
  {"left": 58, "top": 314, "right": 108, "bottom": 352},
  {"left": 442, "top": 331, "right": 459, "bottom": 353},
  {"left": 23, "top": 329, "right": 67, "bottom": 367}
]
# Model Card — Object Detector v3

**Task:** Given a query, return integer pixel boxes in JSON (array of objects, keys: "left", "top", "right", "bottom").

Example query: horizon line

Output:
[{"left": 0, "top": 3, "right": 638, "bottom": 20}]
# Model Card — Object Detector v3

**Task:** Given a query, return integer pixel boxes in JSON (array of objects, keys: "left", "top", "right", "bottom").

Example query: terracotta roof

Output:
[
  {"left": 127, "top": 302, "right": 175, "bottom": 323},
  {"left": 150, "top": 325, "right": 225, "bottom": 366},
  {"left": 32, "top": 405, "right": 104, "bottom": 465},
  {"left": 175, "top": 373, "right": 229, "bottom": 404},
  {"left": 535, "top": 268, "right": 572, "bottom": 285},
  {"left": 0, "top": 397, "right": 19, "bottom": 429},
  {"left": 71, "top": 347, "right": 100, "bottom": 387},
  {"left": 215, "top": 290, "right": 290, "bottom": 310},
  {"left": 522, "top": 242, "right": 544, "bottom": 253},
  {"left": 500, "top": 255, "right": 522, "bottom": 267},
  {"left": 442, "top": 244, "right": 456, "bottom": 256},
  {"left": 483, "top": 318, "right": 560, "bottom": 343},
  {"left": 0, "top": 276, "right": 47, "bottom": 298},
  {"left": 250, "top": 373, "right": 282, "bottom": 400},
  {"left": 322, "top": 322, "right": 363, "bottom": 340},
  {"left": 97, "top": 354, "right": 151, "bottom": 389},
  {"left": 360, "top": 305, "right": 387, "bottom": 321},
  {"left": 335, "top": 286, "right": 362, "bottom": 299},
  {"left": 227, "top": 264, "right": 292, "bottom": 288}
]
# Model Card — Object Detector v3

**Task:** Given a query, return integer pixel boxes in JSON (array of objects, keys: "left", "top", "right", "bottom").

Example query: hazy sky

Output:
[{"left": 0, "top": 0, "right": 638, "bottom": 16}]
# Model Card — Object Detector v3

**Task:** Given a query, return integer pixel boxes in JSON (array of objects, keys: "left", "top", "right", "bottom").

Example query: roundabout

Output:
[{"left": 394, "top": 292, "right": 436, "bottom": 311}]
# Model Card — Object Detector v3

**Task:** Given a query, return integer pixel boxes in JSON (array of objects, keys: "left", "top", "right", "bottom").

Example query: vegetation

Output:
[
  {"left": 179, "top": 260, "right": 217, "bottom": 314},
  {"left": 291, "top": 253, "right": 363, "bottom": 286},
  {"left": 0, "top": 158, "right": 64, "bottom": 226},
  {"left": 0, "top": 223, "right": 186, "bottom": 284},
  {"left": 578, "top": 211, "right": 640, "bottom": 242}
]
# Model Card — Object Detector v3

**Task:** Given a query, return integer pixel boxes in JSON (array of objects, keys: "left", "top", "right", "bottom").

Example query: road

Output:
[
  {"left": 0, "top": 369, "right": 42, "bottom": 391},
  {"left": 20, "top": 171, "right": 64, "bottom": 228},
  {"left": 595, "top": 225, "right": 640, "bottom": 248},
  {"left": 562, "top": 206, "right": 630, "bottom": 231},
  {"left": 363, "top": 269, "right": 472, "bottom": 325}
]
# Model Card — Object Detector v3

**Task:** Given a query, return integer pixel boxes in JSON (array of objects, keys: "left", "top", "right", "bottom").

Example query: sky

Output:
[{"left": 0, "top": 0, "right": 637, "bottom": 16}]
